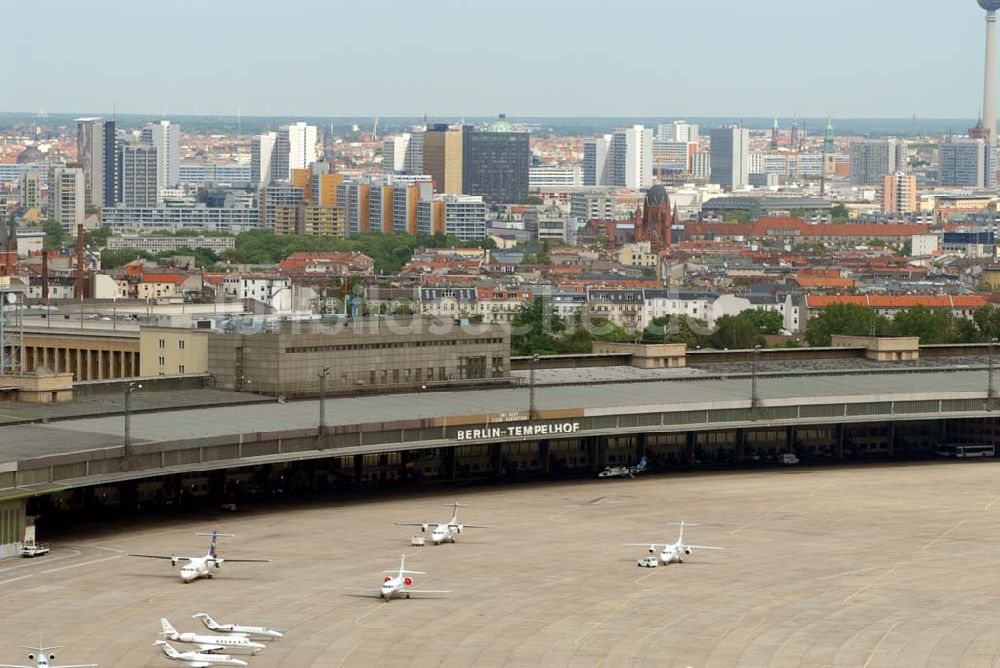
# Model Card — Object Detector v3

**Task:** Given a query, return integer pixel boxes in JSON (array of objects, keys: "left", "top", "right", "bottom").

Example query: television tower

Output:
[{"left": 980, "top": 1, "right": 1000, "bottom": 146}]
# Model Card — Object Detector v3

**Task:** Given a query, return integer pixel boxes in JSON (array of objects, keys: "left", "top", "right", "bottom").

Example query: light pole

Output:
[
  {"left": 123, "top": 381, "right": 142, "bottom": 471},
  {"left": 989, "top": 339, "right": 997, "bottom": 410},
  {"left": 529, "top": 355, "right": 540, "bottom": 420},
  {"left": 318, "top": 366, "right": 330, "bottom": 443},
  {"left": 750, "top": 345, "right": 762, "bottom": 419}
]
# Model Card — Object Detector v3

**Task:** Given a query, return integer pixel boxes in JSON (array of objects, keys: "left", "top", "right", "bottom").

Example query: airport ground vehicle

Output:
[
  {"left": 935, "top": 444, "right": 996, "bottom": 458},
  {"left": 637, "top": 556, "right": 658, "bottom": 568}
]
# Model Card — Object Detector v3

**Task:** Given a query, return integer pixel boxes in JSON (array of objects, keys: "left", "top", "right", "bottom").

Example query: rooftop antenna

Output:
[{"left": 238, "top": 103, "right": 242, "bottom": 135}]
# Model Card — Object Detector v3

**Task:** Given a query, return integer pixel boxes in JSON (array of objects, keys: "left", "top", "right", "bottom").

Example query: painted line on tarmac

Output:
[
  {"left": 844, "top": 563, "right": 904, "bottom": 604},
  {"left": 921, "top": 520, "right": 966, "bottom": 553},
  {"left": 0, "top": 548, "right": 81, "bottom": 574},
  {"left": 0, "top": 553, "right": 124, "bottom": 586},
  {"left": 741, "top": 615, "right": 769, "bottom": 641},
  {"left": 863, "top": 620, "right": 900, "bottom": 668},
  {"left": 986, "top": 496, "right": 1000, "bottom": 511}
]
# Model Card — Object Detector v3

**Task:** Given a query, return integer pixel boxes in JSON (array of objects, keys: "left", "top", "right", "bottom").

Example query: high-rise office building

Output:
[
  {"left": 609, "top": 125, "right": 653, "bottom": 190},
  {"left": 251, "top": 132, "right": 277, "bottom": 187},
  {"left": 583, "top": 135, "right": 612, "bottom": 186},
  {"left": 403, "top": 131, "right": 424, "bottom": 174},
  {"left": 76, "top": 118, "right": 107, "bottom": 208},
  {"left": 270, "top": 122, "right": 318, "bottom": 182},
  {"left": 462, "top": 117, "right": 530, "bottom": 204},
  {"left": 881, "top": 172, "right": 917, "bottom": 214},
  {"left": 849, "top": 140, "right": 901, "bottom": 186},
  {"left": 652, "top": 140, "right": 698, "bottom": 173},
  {"left": 141, "top": 120, "right": 180, "bottom": 190},
  {"left": 102, "top": 120, "right": 117, "bottom": 207},
  {"left": 117, "top": 140, "right": 159, "bottom": 207},
  {"left": 48, "top": 167, "right": 85, "bottom": 231},
  {"left": 383, "top": 133, "right": 411, "bottom": 173},
  {"left": 423, "top": 124, "right": 465, "bottom": 194},
  {"left": 939, "top": 139, "right": 992, "bottom": 188},
  {"left": 417, "top": 195, "right": 487, "bottom": 240},
  {"left": 259, "top": 184, "right": 305, "bottom": 230},
  {"left": 657, "top": 121, "right": 699, "bottom": 144},
  {"left": 710, "top": 126, "right": 750, "bottom": 190},
  {"left": 19, "top": 172, "right": 41, "bottom": 211}
]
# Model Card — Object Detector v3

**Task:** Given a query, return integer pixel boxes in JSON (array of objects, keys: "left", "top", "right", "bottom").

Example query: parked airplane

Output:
[
  {"left": 159, "top": 619, "right": 266, "bottom": 654},
  {"left": 347, "top": 555, "right": 451, "bottom": 601},
  {"left": 192, "top": 614, "right": 283, "bottom": 641},
  {"left": 0, "top": 641, "right": 96, "bottom": 668},
  {"left": 394, "top": 502, "right": 488, "bottom": 544},
  {"left": 624, "top": 521, "right": 724, "bottom": 565},
  {"left": 598, "top": 456, "right": 647, "bottom": 479},
  {"left": 129, "top": 530, "right": 269, "bottom": 582},
  {"left": 152, "top": 641, "right": 247, "bottom": 667}
]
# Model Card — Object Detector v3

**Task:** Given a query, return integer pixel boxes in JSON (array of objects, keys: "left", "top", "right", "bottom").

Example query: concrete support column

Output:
[
  {"left": 888, "top": 422, "right": 896, "bottom": 457},
  {"left": 97, "top": 350, "right": 105, "bottom": 380},
  {"left": 539, "top": 440, "right": 550, "bottom": 475},
  {"left": 786, "top": 426, "right": 796, "bottom": 455},
  {"left": 0, "top": 498, "right": 27, "bottom": 560},
  {"left": 686, "top": 431, "right": 697, "bottom": 466},
  {"left": 835, "top": 424, "right": 845, "bottom": 459},
  {"left": 490, "top": 443, "right": 503, "bottom": 482},
  {"left": 736, "top": 428, "right": 746, "bottom": 463},
  {"left": 41, "top": 347, "right": 49, "bottom": 370},
  {"left": 133, "top": 352, "right": 140, "bottom": 377}
]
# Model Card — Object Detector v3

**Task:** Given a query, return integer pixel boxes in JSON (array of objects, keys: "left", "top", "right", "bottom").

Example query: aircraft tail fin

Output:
[
  {"left": 159, "top": 618, "right": 176, "bottom": 636},
  {"left": 193, "top": 612, "right": 218, "bottom": 630},
  {"left": 636, "top": 456, "right": 647, "bottom": 472},
  {"left": 196, "top": 530, "right": 235, "bottom": 559},
  {"left": 154, "top": 641, "right": 179, "bottom": 657}
]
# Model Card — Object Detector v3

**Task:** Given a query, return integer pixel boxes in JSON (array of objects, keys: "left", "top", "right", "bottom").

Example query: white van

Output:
[{"left": 779, "top": 453, "right": 800, "bottom": 465}]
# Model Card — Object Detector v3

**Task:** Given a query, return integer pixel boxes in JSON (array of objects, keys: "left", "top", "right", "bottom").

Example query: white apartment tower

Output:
[
  {"left": 48, "top": 167, "right": 86, "bottom": 231},
  {"left": 610, "top": 125, "right": 653, "bottom": 190},
  {"left": 251, "top": 132, "right": 278, "bottom": 187},
  {"left": 141, "top": 120, "right": 180, "bottom": 189},
  {"left": 583, "top": 134, "right": 613, "bottom": 186}
]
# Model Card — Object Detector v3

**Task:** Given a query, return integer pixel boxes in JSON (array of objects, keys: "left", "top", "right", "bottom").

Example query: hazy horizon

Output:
[{"left": 1, "top": 0, "right": 994, "bottom": 119}]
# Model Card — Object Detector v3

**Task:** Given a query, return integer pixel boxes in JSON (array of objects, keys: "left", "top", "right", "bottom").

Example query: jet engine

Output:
[
  {"left": 215, "top": 558, "right": 225, "bottom": 567},
  {"left": 171, "top": 557, "right": 179, "bottom": 567},
  {"left": 384, "top": 576, "right": 392, "bottom": 582},
  {"left": 403, "top": 577, "right": 413, "bottom": 586},
  {"left": 683, "top": 547, "right": 692, "bottom": 555},
  {"left": 421, "top": 524, "right": 429, "bottom": 532},
  {"left": 456, "top": 524, "right": 464, "bottom": 534},
  {"left": 648, "top": 546, "right": 656, "bottom": 554},
  {"left": 26, "top": 655, "right": 34, "bottom": 661}
]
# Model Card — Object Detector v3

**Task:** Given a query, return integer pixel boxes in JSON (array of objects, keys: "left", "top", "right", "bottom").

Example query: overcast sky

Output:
[{"left": 1, "top": 0, "right": 991, "bottom": 118}]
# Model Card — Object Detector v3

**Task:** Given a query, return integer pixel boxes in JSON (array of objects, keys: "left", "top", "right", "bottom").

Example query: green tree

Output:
[
  {"left": 84, "top": 227, "right": 113, "bottom": 248},
  {"left": 510, "top": 297, "right": 566, "bottom": 356},
  {"left": 42, "top": 220, "right": 66, "bottom": 251},
  {"left": 643, "top": 315, "right": 710, "bottom": 347},
  {"left": 739, "top": 309, "right": 784, "bottom": 335},
  {"left": 708, "top": 314, "right": 766, "bottom": 350},
  {"left": 805, "top": 303, "right": 891, "bottom": 347},
  {"left": 890, "top": 306, "right": 959, "bottom": 344},
  {"left": 101, "top": 248, "right": 154, "bottom": 268},
  {"left": 973, "top": 306, "right": 1000, "bottom": 342}
]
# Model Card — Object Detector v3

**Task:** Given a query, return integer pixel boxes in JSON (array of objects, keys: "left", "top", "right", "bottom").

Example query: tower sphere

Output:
[{"left": 980, "top": 0, "right": 1000, "bottom": 11}]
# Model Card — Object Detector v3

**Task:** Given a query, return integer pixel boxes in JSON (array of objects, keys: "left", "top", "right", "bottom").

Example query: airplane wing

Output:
[
  {"left": 48, "top": 665, "right": 98, "bottom": 668},
  {"left": 449, "top": 524, "right": 488, "bottom": 529},
  {"left": 0, "top": 664, "right": 32, "bottom": 667},
  {"left": 211, "top": 558, "right": 271, "bottom": 563},
  {"left": 688, "top": 545, "right": 725, "bottom": 550},
  {"left": 344, "top": 587, "right": 380, "bottom": 594},
  {"left": 196, "top": 644, "right": 226, "bottom": 652},
  {"left": 400, "top": 588, "right": 451, "bottom": 595},
  {"left": 393, "top": 522, "right": 428, "bottom": 527},
  {"left": 623, "top": 543, "right": 666, "bottom": 548},
  {"left": 129, "top": 553, "right": 191, "bottom": 561}
]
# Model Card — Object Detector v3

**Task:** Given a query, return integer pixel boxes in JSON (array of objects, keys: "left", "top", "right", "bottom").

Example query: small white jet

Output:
[
  {"left": 159, "top": 619, "right": 266, "bottom": 654},
  {"left": 347, "top": 555, "right": 451, "bottom": 602},
  {"left": 153, "top": 641, "right": 247, "bottom": 667},
  {"left": 598, "top": 455, "right": 648, "bottom": 479},
  {"left": 394, "top": 502, "right": 488, "bottom": 544},
  {"left": 0, "top": 641, "right": 96, "bottom": 668},
  {"left": 624, "top": 521, "right": 724, "bottom": 565},
  {"left": 192, "top": 614, "right": 283, "bottom": 641},
  {"left": 129, "top": 530, "right": 269, "bottom": 583}
]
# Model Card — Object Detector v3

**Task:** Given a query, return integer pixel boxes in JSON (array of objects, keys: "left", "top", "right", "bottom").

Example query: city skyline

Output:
[{"left": 2, "top": 0, "right": 993, "bottom": 118}]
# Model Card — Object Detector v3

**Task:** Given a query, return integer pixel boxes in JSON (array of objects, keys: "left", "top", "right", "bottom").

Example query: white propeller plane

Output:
[
  {"left": 347, "top": 555, "right": 451, "bottom": 601},
  {"left": 625, "top": 521, "right": 724, "bottom": 565},
  {"left": 129, "top": 530, "right": 269, "bottom": 582},
  {"left": 192, "top": 614, "right": 283, "bottom": 640},
  {"left": 159, "top": 619, "right": 266, "bottom": 654},
  {"left": 153, "top": 641, "right": 247, "bottom": 667},
  {"left": 0, "top": 641, "right": 96, "bottom": 668},
  {"left": 394, "top": 501, "right": 488, "bottom": 544}
]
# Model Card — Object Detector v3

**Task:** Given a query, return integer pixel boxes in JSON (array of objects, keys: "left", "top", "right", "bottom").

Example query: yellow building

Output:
[
  {"left": 291, "top": 168, "right": 313, "bottom": 203},
  {"left": 423, "top": 125, "right": 464, "bottom": 194},
  {"left": 317, "top": 173, "right": 343, "bottom": 207},
  {"left": 301, "top": 205, "right": 343, "bottom": 237},
  {"left": 138, "top": 327, "right": 209, "bottom": 377},
  {"left": 21, "top": 330, "right": 140, "bottom": 381},
  {"left": 273, "top": 205, "right": 300, "bottom": 236}
]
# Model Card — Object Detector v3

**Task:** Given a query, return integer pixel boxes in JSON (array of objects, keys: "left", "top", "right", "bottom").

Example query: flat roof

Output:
[{"left": 0, "top": 366, "right": 988, "bottom": 466}]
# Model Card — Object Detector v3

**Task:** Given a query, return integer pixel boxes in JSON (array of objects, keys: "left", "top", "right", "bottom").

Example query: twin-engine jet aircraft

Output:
[
  {"left": 625, "top": 521, "right": 724, "bottom": 564},
  {"left": 347, "top": 555, "right": 451, "bottom": 601}
]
